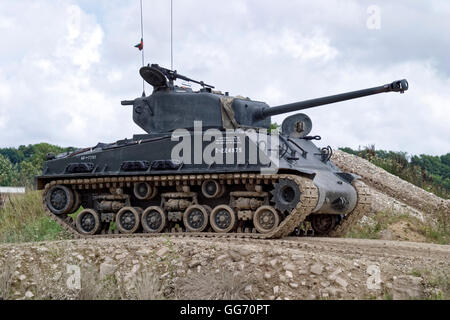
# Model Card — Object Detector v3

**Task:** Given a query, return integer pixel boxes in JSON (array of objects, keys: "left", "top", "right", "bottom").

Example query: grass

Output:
[
  {"left": 0, "top": 191, "right": 72, "bottom": 243},
  {"left": 422, "top": 210, "right": 449, "bottom": 245},
  {"left": 410, "top": 269, "right": 422, "bottom": 277},
  {"left": 347, "top": 211, "right": 407, "bottom": 239},
  {"left": 347, "top": 210, "right": 450, "bottom": 245},
  {"left": 134, "top": 271, "right": 164, "bottom": 300},
  {"left": 408, "top": 268, "right": 449, "bottom": 300}
]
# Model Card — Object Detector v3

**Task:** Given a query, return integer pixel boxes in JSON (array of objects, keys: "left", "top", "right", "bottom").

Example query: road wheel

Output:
[
  {"left": 210, "top": 205, "right": 236, "bottom": 233},
  {"left": 76, "top": 209, "right": 101, "bottom": 235},
  {"left": 116, "top": 207, "right": 141, "bottom": 234},
  {"left": 45, "top": 185, "right": 74, "bottom": 215},
  {"left": 142, "top": 206, "right": 166, "bottom": 233},
  {"left": 253, "top": 206, "right": 280, "bottom": 234},
  {"left": 311, "top": 214, "right": 338, "bottom": 236},
  {"left": 183, "top": 205, "right": 209, "bottom": 232}
]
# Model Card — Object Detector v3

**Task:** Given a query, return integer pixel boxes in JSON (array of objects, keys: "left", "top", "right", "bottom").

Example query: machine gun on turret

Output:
[{"left": 139, "top": 64, "right": 215, "bottom": 89}]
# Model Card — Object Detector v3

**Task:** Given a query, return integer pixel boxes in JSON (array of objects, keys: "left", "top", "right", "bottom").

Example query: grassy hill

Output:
[{"left": 339, "top": 146, "right": 450, "bottom": 199}]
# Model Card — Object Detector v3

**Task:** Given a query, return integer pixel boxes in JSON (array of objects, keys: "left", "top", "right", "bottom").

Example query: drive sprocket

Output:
[{"left": 271, "top": 178, "right": 302, "bottom": 213}]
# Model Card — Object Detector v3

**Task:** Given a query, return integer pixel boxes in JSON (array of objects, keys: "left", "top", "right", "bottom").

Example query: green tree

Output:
[
  {"left": 0, "top": 143, "right": 76, "bottom": 187},
  {"left": 0, "top": 154, "right": 19, "bottom": 186},
  {"left": 17, "top": 160, "right": 41, "bottom": 188}
]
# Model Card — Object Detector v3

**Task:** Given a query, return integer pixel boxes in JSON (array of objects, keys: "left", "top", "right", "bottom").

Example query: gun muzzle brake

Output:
[{"left": 389, "top": 79, "right": 409, "bottom": 93}]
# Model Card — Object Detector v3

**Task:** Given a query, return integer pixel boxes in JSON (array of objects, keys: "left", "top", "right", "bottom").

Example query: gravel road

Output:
[{"left": 1, "top": 236, "right": 448, "bottom": 300}]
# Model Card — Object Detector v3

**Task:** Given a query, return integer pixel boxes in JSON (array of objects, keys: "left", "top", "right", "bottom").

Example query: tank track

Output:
[
  {"left": 41, "top": 174, "right": 370, "bottom": 240},
  {"left": 328, "top": 180, "right": 372, "bottom": 237},
  {"left": 42, "top": 173, "right": 318, "bottom": 240}
]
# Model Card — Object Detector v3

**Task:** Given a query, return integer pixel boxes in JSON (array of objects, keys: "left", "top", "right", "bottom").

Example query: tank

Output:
[{"left": 36, "top": 63, "right": 409, "bottom": 238}]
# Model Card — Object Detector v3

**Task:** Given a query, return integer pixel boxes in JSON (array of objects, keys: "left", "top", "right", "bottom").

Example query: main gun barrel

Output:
[
  {"left": 121, "top": 100, "right": 134, "bottom": 106},
  {"left": 257, "top": 79, "right": 408, "bottom": 119}
]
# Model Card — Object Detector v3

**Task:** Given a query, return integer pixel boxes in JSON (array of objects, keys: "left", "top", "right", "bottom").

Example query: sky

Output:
[{"left": 0, "top": 0, "right": 449, "bottom": 156}]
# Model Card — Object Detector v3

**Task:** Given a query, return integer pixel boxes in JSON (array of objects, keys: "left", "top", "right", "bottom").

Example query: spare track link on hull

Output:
[
  {"left": 328, "top": 180, "right": 372, "bottom": 237},
  {"left": 41, "top": 173, "right": 318, "bottom": 240}
]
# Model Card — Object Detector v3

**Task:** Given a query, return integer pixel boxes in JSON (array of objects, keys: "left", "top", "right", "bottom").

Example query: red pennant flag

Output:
[{"left": 134, "top": 38, "right": 143, "bottom": 51}]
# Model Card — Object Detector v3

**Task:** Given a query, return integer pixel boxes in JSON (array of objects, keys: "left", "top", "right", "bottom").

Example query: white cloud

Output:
[
  {"left": 280, "top": 29, "right": 338, "bottom": 62},
  {"left": 54, "top": 5, "right": 104, "bottom": 70},
  {"left": 0, "top": 0, "right": 128, "bottom": 148},
  {"left": 0, "top": 17, "right": 13, "bottom": 29},
  {"left": 0, "top": 0, "right": 448, "bottom": 157}
]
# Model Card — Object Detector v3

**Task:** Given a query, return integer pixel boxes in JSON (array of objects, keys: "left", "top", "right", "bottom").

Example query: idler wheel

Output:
[
  {"left": 311, "top": 214, "right": 338, "bottom": 236},
  {"left": 183, "top": 205, "right": 209, "bottom": 232},
  {"left": 116, "top": 207, "right": 141, "bottom": 234},
  {"left": 76, "top": 209, "right": 101, "bottom": 235},
  {"left": 253, "top": 206, "right": 280, "bottom": 234},
  {"left": 210, "top": 205, "right": 236, "bottom": 233},
  {"left": 68, "top": 190, "right": 81, "bottom": 214},
  {"left": 201, "top": 179, "right": 224, "bottom": 198},
  {"left": 142, "top": 206, "right": 166, "bottom": 233},
  {"left": 45, "top": 185, "right": 74, "bottom": 215},
  {"left": 271, "top": 178, "right": 301, "bottom": 213},
  {"left": 133, "top": 182, "right": 157, "bottom": 200}
]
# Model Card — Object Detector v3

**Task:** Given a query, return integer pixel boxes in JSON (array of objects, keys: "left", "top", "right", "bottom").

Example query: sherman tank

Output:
[{"left": 37, "top": 64, "right": 408, "bottom": 239}]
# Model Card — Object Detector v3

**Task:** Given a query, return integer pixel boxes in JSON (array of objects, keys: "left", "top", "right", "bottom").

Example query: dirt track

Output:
[{"left": 1, "top": 236, "right": 448, "bottom": 300}]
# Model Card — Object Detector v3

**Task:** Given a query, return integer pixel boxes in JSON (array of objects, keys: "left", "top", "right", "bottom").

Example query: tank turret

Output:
[{"left": 122, "top": 64, "right": 408, "bottom": 135}]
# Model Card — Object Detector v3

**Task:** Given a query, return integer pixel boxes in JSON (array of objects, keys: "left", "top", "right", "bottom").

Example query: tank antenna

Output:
[
  {"left": 170, "top": 0, "right": 173, "bottom": 70},
  {"left": 140, "top": 0, "right": 145, "bottom": 96}
]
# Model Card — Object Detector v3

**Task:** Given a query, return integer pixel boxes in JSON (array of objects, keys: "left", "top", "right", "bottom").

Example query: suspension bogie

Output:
[
  {"left": 40, "top": 173, "right": 369, "bottom": 240},
  {"left": 44, "top": 177, "right": 287, "bottom": 236}
]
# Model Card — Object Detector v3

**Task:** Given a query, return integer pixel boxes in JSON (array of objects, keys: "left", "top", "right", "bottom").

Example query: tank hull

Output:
[
  {"left": 38, "top": 131, "right": 368, "bottom": 238},
  {"left": 38, "top": 132, "right": 357, "bottom": 214}
]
